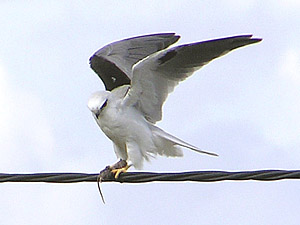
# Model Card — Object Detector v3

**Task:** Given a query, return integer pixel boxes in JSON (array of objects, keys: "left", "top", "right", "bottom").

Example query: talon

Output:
[{"left": 111, "top": 164, "right": 131, "bottom": 178}]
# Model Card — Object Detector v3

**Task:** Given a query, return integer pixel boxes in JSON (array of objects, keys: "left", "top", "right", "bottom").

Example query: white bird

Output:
[{"left": 88, "top": 33, "right": 261, "bottom": 173}]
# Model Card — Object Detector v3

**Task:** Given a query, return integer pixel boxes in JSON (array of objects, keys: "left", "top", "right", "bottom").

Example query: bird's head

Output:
[{"left": 87, "top": 91, "right": 110, "bottom": 118}]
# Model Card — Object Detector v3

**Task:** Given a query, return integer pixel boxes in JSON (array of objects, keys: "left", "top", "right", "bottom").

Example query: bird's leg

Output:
[
  {"left": 110, "top": 159, "right": 127, "bottom": 170},
  {"left": 110, "top": 159, "right": 131, "bottom": 178}
]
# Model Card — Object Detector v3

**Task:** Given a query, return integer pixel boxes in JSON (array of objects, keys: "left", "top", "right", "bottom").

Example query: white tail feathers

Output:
[{"left": 151, "top": 125, "right": 218, "bottom": 157}]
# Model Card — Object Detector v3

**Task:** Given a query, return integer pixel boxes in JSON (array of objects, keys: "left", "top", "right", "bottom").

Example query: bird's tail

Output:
[{"left": 151, "top": 125, "right": 218, "bottom": 157}]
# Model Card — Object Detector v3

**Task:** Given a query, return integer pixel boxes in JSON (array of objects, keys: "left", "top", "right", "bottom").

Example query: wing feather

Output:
[
  {"left": 126, "top": 35, "right": 262, "bottom": 123},
  {"left": 89, "top": 33, "right": 180, "bottom": 90}
]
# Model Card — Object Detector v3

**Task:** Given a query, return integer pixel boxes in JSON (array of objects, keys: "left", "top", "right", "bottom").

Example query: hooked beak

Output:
[{"left": 94, "top": 111, "right": 100, "bottom": 119}]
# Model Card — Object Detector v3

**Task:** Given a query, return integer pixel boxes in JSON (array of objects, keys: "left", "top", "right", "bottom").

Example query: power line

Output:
[{"left": 1, "top": 169, "right": 300, "bottom": 184}]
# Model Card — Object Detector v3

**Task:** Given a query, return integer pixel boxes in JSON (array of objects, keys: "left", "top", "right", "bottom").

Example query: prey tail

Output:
[{"left": 151, "top": 126, "right": 218, "bottom": 157}]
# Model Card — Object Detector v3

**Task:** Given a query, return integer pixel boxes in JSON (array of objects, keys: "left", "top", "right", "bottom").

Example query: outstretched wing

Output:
[
  {"left": 125, "top": 35, "right": 262, "bottom": 123},
  {"left": 89, "top": 33, "right": 180, "bottom": 91}
]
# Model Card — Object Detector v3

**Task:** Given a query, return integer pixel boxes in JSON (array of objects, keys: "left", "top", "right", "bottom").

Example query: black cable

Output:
[{"left": 1, "top": 170, "right": 300, "bottom": 184}]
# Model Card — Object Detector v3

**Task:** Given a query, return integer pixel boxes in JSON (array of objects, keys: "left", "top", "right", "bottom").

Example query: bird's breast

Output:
[
  {"left": 97, "top": 104, "right": 150, "bottom": 146},
  {"left": 97, "top": 105, "right": 129, "bottom": 142}
]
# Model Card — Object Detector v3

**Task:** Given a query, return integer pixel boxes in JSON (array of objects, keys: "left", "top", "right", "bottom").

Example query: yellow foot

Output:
[{"left": 111, "top": 164, "right": 131, "bottom": 179}]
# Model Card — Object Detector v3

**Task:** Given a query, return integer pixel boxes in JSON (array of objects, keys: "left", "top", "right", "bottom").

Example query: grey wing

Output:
[
  {"left": 125, "top": 35, "right": 262, "bottom": 123},
  {"left": 89, "top": 33, "right": 180, "bottom": 91}
]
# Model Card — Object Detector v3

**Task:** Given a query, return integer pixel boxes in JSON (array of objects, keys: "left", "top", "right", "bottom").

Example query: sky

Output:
[{"left": 0, "top": 1, "right": 300, "bottom": 224}]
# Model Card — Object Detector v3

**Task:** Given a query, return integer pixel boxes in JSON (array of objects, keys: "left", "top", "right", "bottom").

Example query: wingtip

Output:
[
  {"left": 230, "top": 34, "right": 263, "bottom": 47},
  {"left": 252, "top": 37, "right": 263, "bottom": 43},
  {"left": 247, "top": 34, "right": 263, "bottom": 43},
  {"left": 238, "top": 34, "right": 263, "bottom": 43},
  {"left": 203, "top": 151, "right": 219, "bottom": 157},
  {"left": 192, "top": 148, "right": 219, "bottom": 157},
  {"left": 173, "top": 34, "right": 181, "bottom": 42},
  {"left": 211, "top": 152, "right": 219, "bottom": 157},
  {"left": 151, "top": 32, "right": 181, "bottom": 41},
  {"left": 155, "top": 32, "right": 181, "bottom": 41}
]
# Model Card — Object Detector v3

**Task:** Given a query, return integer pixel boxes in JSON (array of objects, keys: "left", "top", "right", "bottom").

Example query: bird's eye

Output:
[{"left": 100, "top": 99, "right": 108, "bottom": 110}]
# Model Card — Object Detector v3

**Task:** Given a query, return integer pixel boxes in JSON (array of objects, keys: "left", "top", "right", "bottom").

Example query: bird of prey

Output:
[{"left": 88, "top": 33, "right": 261, "bottom": 175}]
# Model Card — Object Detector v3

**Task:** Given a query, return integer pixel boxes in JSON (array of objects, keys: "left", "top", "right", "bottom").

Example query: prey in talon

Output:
[
  {"left": 110, "top": 159, "right": 131, "bottom": 179},
  {"left": 88, "top": 33, "right": 262, "bottom": 170},
  {"left": 97, "top": 159, "right": 131, "bottom": 204},
  {"left": 98, "top": 159, "right": 129, "bottom": 181}
]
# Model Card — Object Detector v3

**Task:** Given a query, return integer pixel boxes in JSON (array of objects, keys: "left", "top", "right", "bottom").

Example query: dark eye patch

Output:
[{"left": 100, "top": 99, "right": 108, "bottom": 110}]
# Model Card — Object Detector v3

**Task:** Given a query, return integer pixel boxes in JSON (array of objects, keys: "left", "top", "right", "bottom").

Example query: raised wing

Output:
[
  {"left": 126, "top": 35, "right": 262, "bottom": 123},
  {"left": 90, "top": 33, "right": 180, "bottom": 91}
]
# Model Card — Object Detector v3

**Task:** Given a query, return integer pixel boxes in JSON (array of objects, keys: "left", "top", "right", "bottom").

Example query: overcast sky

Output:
[{"left": 1, "top": 1, "right": 300, "bottom": 224}]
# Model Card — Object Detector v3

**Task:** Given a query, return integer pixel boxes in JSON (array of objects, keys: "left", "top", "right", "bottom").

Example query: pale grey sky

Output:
[{"left": 1, "top": 1, "right": 300, "bottom": 224}]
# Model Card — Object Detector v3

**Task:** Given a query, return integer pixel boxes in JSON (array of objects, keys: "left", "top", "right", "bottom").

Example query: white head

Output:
[{"left": 87, "top": 91, "right": 111, "bottom": 117}]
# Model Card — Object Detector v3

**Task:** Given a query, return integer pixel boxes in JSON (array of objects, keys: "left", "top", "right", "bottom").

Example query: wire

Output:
[{"left": 1, "top": 169, "right": 300, "bottom": 184}]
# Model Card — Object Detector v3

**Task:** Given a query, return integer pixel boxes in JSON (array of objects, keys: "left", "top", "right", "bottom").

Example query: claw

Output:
[
  {"left": 110, "top": 159, "right": 131, "bottom": 178},
  {"left": 111, "top": 164, "right": 131, "bottom": 178}
]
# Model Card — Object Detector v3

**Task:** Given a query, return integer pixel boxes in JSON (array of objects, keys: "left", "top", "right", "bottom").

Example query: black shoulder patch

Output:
[
  {"left": 90, "top": 55, "right": 131, "bottom": 91},
  {"left": 158, "top": 50, "right": 177, "bottom": 65}
]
